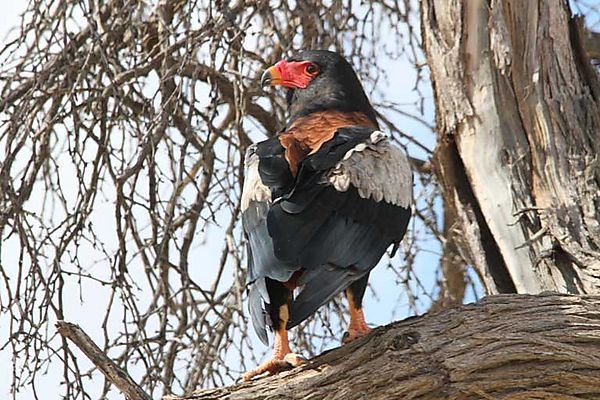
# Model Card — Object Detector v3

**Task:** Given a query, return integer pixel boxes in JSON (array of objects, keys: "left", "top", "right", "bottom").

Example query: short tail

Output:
[
  {"left": 248, "top": 279, "right": 270, "bottom": 345},
  {"left": 287, "top": 266, "right": 361, "bottom": 329}
]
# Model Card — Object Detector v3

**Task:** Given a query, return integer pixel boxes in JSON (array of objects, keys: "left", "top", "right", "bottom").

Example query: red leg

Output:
[
  {"left": 342, "top": 288, "right": 372, "bottom": 344},
  {"left": 243, "top": 305, "right": 305, "bottom": 381}
]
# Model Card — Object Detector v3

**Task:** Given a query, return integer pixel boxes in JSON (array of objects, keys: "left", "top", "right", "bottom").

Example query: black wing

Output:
[
  {"left": 241, "top": 144, "right": 297, "bottom": 344},
  {"left": 241, "top": 127, "right": 412, "bottom": 340}
]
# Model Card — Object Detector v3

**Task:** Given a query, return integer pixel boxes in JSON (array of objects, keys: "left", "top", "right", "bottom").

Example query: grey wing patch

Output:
[
  {"left": 326, "top": 131, "right": 412, "bottom": 208},
  {"left": 241, "top": 144, "right": 271, "bottom": 211}
]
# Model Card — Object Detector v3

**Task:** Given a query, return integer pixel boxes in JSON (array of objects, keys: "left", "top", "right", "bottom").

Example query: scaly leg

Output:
[
  {"left": 243, "top": 280, "right": 305, "bottom": 381},
  {"left": 343, "top": 274, "right": 372, "bottom": 344}
]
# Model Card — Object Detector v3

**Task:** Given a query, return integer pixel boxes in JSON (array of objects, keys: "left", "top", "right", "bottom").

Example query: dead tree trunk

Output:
[
  {"left": 421, "top": 0, "right": 600, "bottom": 294},
  {"left": 160, "top": 294, "right": 600, "bottom": 400}
]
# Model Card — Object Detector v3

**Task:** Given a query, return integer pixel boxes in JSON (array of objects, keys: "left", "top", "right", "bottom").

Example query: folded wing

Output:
[{"left": 241, "top": 127, "right": 412, "bottom": 340}]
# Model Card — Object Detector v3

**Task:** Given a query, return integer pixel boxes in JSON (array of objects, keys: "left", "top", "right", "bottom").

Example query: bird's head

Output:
[{"left": 261, "top": 50, "right": 378, "bottom": 127}]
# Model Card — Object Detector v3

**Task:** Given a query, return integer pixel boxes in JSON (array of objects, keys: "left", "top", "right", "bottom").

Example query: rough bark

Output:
[
  {"left": 422, "top": 0, "right": 600, "bottom": 294},
  {"left": 161, "top": 293, "right": 600, "bottom": 400}
]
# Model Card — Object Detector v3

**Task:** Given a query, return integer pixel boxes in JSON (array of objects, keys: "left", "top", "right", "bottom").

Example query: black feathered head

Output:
[{"left": 261, "top": 50, "right": 378, "bottom": 127}]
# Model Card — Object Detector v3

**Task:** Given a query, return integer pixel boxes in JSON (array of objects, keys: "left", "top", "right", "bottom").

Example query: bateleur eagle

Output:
[{"left": 241, "top": 50, "right": 412, "bottom": 380}]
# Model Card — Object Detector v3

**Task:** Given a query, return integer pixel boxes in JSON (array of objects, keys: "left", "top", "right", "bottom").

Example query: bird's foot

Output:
[
  {"left": 342, "top": 325, "right": 372, "bottom": 344},
  {"left": 243, "top": 353, "right": 306, "bottom": 381}
]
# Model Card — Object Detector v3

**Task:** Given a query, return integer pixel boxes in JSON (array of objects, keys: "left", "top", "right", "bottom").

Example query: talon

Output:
[
  {"left": 283, "top": 352, "right": 307, "bottom": 367},
  {"left": 342, "top": 331, "right": 349, "bottom": 344},
  {"left": 243, "top": 304, "right": 304, "bottom": 381},
  {"left": 243, "top": 353, "right": 305, "bottom": 381},
  {"left": 343, "top": 289, "right": 373, "bottom": 344},
  {"left": 342, "top": 331, "right": 350, "bottom": 343},
  {"left": 342, "top": 326, "right": 372, "bottom": 344}
]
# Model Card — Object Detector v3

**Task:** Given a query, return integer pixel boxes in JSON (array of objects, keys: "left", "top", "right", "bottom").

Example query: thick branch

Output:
[
  {"left": 56, "top": 321, "right": 151, "bottom": 400},
  {"left": 166, "top": 293, "right": 600, "bottom": 400}
]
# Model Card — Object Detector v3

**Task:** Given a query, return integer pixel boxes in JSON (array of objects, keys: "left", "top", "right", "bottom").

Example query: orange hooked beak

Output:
[{"left": 260, "top": 65, "right": 283, "bottom": 87}]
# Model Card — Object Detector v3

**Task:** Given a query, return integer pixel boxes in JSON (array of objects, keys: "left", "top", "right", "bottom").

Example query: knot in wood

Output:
[{"left": 389, "top": 330, "right": 420, "bottom": 351}]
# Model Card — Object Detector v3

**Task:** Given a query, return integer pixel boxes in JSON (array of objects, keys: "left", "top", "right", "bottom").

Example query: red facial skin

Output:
[{"left": 270, "top": 60, "right": 319, "bottom": 88}]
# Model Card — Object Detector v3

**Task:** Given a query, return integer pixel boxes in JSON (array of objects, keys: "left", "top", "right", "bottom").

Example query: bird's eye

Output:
[{"left": 305, "top": 63, "right": 319, "bottom": 75}]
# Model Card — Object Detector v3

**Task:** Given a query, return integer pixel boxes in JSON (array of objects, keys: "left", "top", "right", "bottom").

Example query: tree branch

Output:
[
  {"left": 166, "top": 293, "right": 600, "bottom": 400},
  {"left": 56, "top": 321, "right": 152, "bottom": 400}
]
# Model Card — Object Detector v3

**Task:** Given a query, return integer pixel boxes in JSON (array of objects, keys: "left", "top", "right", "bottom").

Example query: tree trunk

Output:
[
  {"left": 162, "top": 293, "right": 600, "bottom": 400},
  {"left": 421, "top": 0, "right": 600, "bottom": 294}
]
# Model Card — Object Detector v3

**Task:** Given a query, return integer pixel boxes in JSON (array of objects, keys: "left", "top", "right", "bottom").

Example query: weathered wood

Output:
[
  {"left": 56, "top": 321, "right": 152, "bottom": 400},
  {"left": 165, "top": 294, "right": 600, "bottom": 400},
  {"left": 422, "top": 0, "right": 600, "bottom": 294}
]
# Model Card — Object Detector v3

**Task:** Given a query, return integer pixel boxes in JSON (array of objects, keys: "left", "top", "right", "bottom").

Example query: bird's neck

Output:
[
  {"left": 286, "top": 110, "right": 376, "bottom": 133},
  {"left": 287, "top": 106, "right": 378, "bottom": 128},
  {"left": 285, "top": 88, "right": 379, "bottom": 130}
]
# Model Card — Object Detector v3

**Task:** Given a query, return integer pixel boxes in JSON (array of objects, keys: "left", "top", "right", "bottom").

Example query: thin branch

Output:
[{"left": 56, "top": 321, "right": 151, "bottom": 400}]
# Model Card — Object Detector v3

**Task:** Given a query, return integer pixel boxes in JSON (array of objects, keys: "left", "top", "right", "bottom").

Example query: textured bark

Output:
[
  {"left": 165, "top": 293, "right": 600, "bottom": 400},
  {"left": 422, "top": 0, "right": 600, "bottom": 294},
  {"left": 431, "top": 192, "right": 468, "bottom": 311}
]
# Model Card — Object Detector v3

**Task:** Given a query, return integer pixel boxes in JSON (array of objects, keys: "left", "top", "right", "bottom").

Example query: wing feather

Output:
[
  {"left": 241, "top": 144, "right": 297, "bottom": 342},
  {"left": 243, "top": 127, "right": 413, "bottom": 335},
  {"left": 241, "top": 144, "right": 271, "bottom": 210},
  {"left": 327, "top": 131, "right": 412, "bottom": 208}
]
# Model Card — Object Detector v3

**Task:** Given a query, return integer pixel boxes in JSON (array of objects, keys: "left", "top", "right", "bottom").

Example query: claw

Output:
[
  {"left": 243, "top": 353, "right": 306, "bottom": 381},
  {"left": 342, "top": 290, "right": 372, "bottom": 344},
  {"left": 283, "top": 352, "right": 307, "bottom": 366},
  {"left": 243, "top": 304, "right": 306, "bottom": 381},
  {"left": 342, "top": 325, "right": 372, "bottom": 344}
]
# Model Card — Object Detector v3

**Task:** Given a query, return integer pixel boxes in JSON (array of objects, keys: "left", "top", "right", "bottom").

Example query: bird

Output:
[{"left": 241, "top": 50, "right": 412, "bottom": 380}]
